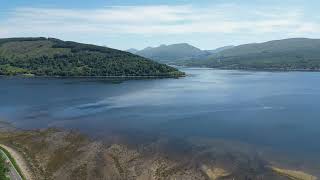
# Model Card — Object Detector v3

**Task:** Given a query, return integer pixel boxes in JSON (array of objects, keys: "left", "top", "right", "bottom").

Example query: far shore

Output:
[
  {"left": 0, "top": 74, "right": 186, "bottom": 79},
  {"left": 177, "top": 65, "right": 320, "bottom": 72}
]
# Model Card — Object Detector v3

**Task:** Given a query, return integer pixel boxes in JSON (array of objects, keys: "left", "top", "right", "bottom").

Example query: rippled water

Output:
[{"left": 1, "top": 68, "right": 320, "bottom": 161}]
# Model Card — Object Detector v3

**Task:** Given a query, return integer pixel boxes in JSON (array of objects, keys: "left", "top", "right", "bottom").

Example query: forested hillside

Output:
[
  {"left": 0, "top": 38, "right": 184, "bottom": 77},
  {"left": 181, "top": 38, "right": 320, "bottom": 71}
]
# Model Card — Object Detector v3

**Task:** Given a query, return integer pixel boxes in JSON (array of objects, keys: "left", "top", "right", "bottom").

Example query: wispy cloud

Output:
[{"left": 0, "top": 4, "right": 319, "bottom": 39}]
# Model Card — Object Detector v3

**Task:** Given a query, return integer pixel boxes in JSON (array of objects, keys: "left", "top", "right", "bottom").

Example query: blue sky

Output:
[{"left": 1, "top": 0, "right": 320, "bottom": 50}]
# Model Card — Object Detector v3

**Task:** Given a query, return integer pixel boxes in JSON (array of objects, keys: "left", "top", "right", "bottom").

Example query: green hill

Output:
[
  {"left": 0, "top": 38, "right": 184, "bottom": 77},
  {"left": 182, "top": 38, "right": 320, "bottom": 71}
]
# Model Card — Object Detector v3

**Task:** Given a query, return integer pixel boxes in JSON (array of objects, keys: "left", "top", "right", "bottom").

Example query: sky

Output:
[{"left": 1, "top": 0, "right": 320, "bottom": 50}]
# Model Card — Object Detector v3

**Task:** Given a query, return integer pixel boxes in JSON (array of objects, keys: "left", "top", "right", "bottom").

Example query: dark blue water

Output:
[{"left": 0, "top": 68, "right": 320, "bottom": 158}]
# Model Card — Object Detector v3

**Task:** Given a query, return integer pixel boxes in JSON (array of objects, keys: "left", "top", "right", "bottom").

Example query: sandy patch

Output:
[
  {"left": 201, "top": 165, "right": 230, "bottom": 180},
  {"left": 271, "top": 166, "right": 317, "bottom": 180}
]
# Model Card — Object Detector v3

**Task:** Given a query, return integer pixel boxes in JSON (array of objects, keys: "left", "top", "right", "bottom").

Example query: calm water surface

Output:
[{"left": 0, "top": 68, "right": 320, "bottom": 159}]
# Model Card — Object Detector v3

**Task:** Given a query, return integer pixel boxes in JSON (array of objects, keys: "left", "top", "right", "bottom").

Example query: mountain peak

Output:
[
  {"left": 126, "top": 48, "right": 139, "bottom": 54},
  {"left": 135, "top": 43, "right": 205, "bottom": 62}
]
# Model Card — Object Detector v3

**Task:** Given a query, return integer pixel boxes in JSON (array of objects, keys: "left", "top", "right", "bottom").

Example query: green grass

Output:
[
  {"left": 0, "top": 40, "right": 70, "bottom": 59},
  {"left": 0, "top": 146, "right": 26, "bottom": 180},
  {"left": 0, "top": 152, "right": 9, "bottom": 180}
]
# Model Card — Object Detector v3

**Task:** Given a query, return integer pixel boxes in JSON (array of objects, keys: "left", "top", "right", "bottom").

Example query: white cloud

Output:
[
  {"left": 0, "top": 29, "right": 8, "bottom": 37},
  {"left": 0, "top": 4, "right": 319, "bottom": 38}
]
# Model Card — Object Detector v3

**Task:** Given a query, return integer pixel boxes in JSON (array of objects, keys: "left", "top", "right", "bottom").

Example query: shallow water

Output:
[{"left": 0, "top": 68, "right": 320, "bottom": 161}]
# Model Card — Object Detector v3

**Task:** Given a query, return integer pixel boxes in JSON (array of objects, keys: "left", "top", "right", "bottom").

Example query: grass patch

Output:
[
  {"left": 0, "top": 152, "right": 9, "bottom": 180},
  {"left": 0, "top": 146, "right": 26, "bottom": 180}
]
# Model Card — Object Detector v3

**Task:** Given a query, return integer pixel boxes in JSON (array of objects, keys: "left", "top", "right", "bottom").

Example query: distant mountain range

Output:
[
  {"left": 128, "top": 38, "right": 320, "bottom": 71},
  {"left": 127, "top": 43, "right": 234, "bottom": 63},
  {"left": 132, "top": 43, "right": 207, "bottom": 63},
  {"left": 126, "top": 48, "right": 139, "bottom": 54},
  {"left": 0, "top": 38, "right": 184, "bottom": 77}
]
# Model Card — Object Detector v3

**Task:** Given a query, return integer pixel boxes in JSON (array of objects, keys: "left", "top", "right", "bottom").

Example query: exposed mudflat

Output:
[{"left": 0, "top": 125, "right": 316, "bottom": 180}]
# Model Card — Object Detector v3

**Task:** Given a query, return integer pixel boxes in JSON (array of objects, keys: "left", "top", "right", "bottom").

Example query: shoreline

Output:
[
  {"left": 178, "top": 65, "right": 320, "bottom": 72},
  {"left": 0, "top": 74, "right": 186, "bottom": 79},
  {"left": 215, "top": 67, "right": 320, "bottom": 72},
  {"left": 271, "top": 166, "right": 317, "bottom": 180},
  {"left": 0, "top": 125, "right": 318, "bottom": 179}
]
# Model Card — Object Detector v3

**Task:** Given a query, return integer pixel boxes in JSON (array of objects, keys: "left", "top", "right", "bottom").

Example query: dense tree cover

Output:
[
  {"left": 183, "top": 51, "right": 320, "bottom": 71},
  {"left": 0, "top": 38, "right": 184, "bottom": 77},
  {"left": 0, "top": 37, "right": 47, "bottom": 46},
  {"left": 180, "top": 38, "right": 320, "bottom": 71},
  {"left": 0, "top": 154, "right": 9, "bottom": 180}
]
